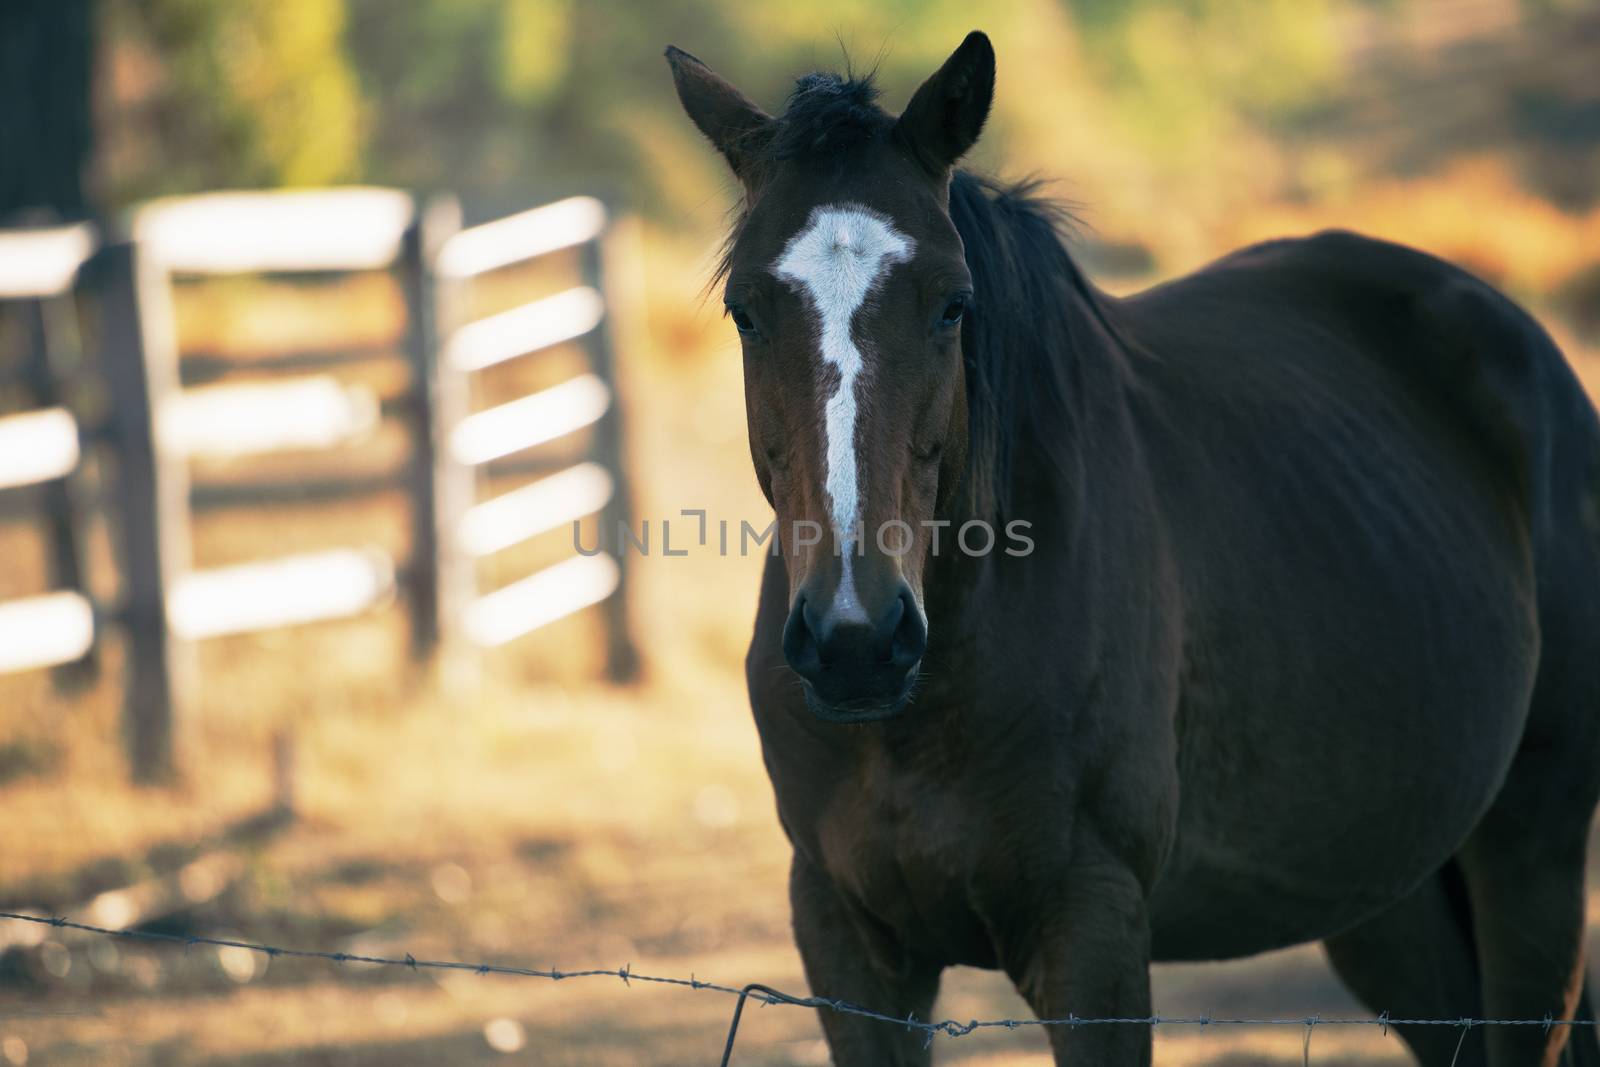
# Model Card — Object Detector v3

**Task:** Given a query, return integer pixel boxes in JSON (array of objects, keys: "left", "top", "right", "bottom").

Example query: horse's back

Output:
[
  {"left": 1120, "top": 230, "right": 1600, "bottom": 959},
  {"left": 1132, "top": 229, "right": 1595, "bottom": 529}
]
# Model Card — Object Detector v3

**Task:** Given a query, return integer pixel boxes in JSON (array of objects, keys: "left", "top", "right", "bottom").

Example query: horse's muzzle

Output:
[{"left": 782, "top": 583, "right": 926, "bottom": 722}]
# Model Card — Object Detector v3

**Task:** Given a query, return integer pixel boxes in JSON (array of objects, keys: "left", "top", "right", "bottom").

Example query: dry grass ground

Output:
[{"left": 2, "top": 183, "right": 1599, "bottom": 1064}]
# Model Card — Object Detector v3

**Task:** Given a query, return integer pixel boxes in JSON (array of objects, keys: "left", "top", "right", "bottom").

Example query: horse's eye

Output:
[
  {"left": 938, "top": 296, "right": 968, "bottom": 328},
  {"left": 728, "top": 305, "right": 757, "bottom": 334}
]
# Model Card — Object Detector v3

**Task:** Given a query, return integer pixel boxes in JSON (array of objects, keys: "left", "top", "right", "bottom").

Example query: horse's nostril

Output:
[
  {"left": 782, "top": 595, "right": 821, "bottom": 673},
  {"left": 873, "top": 595, "right": 905, "bottom": 662},
  {"left": 803, "top": 598, "right": 836, "bottom": 664},
  {"left": 889, "top": 587, "right": 927, "bottom": 670}
]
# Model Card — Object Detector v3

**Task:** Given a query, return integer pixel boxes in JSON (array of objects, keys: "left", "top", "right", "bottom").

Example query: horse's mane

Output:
[
  {"left": 718, "top": 68, "right": 1102, "bottom": 522},
  {"left": 949, "top": 170, "right": 1102, "bottom": 522}
]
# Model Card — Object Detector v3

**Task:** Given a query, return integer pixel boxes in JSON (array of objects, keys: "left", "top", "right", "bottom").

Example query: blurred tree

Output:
[
  {"left": 0, "top": 0, "right": 95, "bottom": 223},
  {"left": 99, "top": 0, "right": 361, "bottom": 204},
  {"left": 84, "top": 0, "right": 1600, "bottom": 229},
  {"left": 1062, "top": 0, "right": 1344, "bottom": 147},
  {"left": 342, "top": 0, "right": 745, "bottom": 215}
]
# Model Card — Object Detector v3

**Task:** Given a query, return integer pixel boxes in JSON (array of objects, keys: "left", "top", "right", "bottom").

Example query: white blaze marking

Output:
[{"left": 773, "top": 205, "right": 913, "bottom": 622}]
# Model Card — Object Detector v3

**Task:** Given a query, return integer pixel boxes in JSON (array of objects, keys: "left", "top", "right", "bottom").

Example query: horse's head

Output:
[{"left": 667, "top": 33, "right": 995, "bottom": 721}]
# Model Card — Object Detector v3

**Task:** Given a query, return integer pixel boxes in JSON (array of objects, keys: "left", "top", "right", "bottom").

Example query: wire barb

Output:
[{"left": 1448, "top": 1019, "right": 1473, "bottom": 1067}]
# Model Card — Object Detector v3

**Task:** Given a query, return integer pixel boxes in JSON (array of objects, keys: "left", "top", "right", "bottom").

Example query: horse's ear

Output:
[
  {"left": 665, "top": 45, "right": 774, "bottom": 183},
  {"left": 894, "top": 31, "right": 995, "bottom": 175}
]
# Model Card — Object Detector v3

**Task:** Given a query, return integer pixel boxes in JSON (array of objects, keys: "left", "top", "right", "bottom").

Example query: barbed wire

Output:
[{"left": 2, "top": 910, "right": 1595, "bottom": 1065}]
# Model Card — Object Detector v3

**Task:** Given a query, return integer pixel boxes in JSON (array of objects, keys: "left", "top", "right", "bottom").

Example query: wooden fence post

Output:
[
  {"left": 95, "top": 241, "right": 193, "bottom": 783},
  {"left": 581, "top": 227, "right": 640, "bottom": 682},
  {"left": 21, "top": 292, "right": 97, "bottom": 690},
  {"left": 400, "top": 195, "right": 467, "bottom": 663}
]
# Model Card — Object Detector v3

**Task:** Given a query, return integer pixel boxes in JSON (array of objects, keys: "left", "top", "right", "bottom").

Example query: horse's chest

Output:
[{"left": 811, "top": 772, "right": 1000, "bottom": 968}]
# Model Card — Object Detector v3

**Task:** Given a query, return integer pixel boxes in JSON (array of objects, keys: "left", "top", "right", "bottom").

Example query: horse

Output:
[{"left": 666, "top": 31, "right": 1600, "bottom": 1066}]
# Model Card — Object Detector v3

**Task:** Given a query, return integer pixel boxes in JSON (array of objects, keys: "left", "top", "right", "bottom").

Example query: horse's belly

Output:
[
  {"left": 1147, "top": 727, "right": 1515, "bottom": 962},
  {"left": 1146, "top": 844, "right": 1429, "bottom": 961},
  {"left": 1150, "top": 694, "right": 1529, "bottom": 960},
  {"left": 1147, "top": 577, "right": 1537, "bottom": 960}
]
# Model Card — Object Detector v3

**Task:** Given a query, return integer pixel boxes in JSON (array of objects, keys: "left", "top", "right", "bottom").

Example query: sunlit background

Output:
[{"left": 2, "top": 1, "right": 1598, "bottom": 1064}]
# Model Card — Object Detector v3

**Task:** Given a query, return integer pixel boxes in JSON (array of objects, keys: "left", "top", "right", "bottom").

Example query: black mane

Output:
[{"left": 950, "top": 171, "right": 1104, "bottom": 523}]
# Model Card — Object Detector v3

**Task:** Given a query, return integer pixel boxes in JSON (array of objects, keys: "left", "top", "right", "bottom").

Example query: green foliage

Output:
[
  {"left": 499, "top": 0, "right": 573, "bottom": 104},
  {"left": 1066, "top": 0, "right": 1344, "bottom": 147},
  {"left": 107, "top": 0, "right": 361, "bottom": 200},
  {"left": 98, "top": 0, "right": 1589, "bottom": 225}
]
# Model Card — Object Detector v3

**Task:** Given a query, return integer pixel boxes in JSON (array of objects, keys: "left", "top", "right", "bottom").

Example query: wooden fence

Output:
[
  {"left": 0, "top": 190, "right": 637, "bottom": 781},
  {"left": 431, "top": 196, "right": 638, "bottom": 680}
]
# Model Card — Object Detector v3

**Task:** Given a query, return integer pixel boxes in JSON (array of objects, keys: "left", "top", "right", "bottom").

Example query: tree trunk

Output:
[{"left": 0, "top": 0, "right": 95, "bottom": 224}]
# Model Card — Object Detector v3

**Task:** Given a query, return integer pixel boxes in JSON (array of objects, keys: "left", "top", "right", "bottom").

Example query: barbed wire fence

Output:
[{"left": 2, "top": 911, "right": 1595, "bottom": 1065}]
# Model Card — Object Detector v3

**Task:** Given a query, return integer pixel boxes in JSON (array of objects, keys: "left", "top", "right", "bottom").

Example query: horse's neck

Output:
[{"left": 926, "top": 291, "right": 1131, "bottom": 621}]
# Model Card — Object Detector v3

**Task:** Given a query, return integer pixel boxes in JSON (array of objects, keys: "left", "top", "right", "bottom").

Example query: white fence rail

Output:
[
  {"left": 0, "top": 223, "right": 94, "bottom": 298},
  {"left": 134, "top": 188, "right": 413, "bottom": 273},
  {"left": 160, "top": 376, "right": 381, "bottom": 459},
  {"left": 168, "top": 548, "right": 395, "bottom": 641},
  {"left": 0, "top": 591, "right": 95, "bottom": 674},
  {"left": 434, "top": 195, "right": 606, "bottom": 277},
  {"left": 0, "top": 407, "right": 80, "bottom": 489},
  {"left": 458, "top": 461, "right": 614, "bottom": 558},
  {"left": 443, "top": 285, "right": 606, "bottom": 372}
]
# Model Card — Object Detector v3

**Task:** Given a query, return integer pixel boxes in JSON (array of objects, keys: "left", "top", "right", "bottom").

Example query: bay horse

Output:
[{"left": 666, "top": 31, "right": 1600, "bottom": 1066}]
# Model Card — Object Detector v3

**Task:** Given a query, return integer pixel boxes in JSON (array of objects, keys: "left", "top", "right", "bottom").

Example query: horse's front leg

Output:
[
  {"left": 789, "top": 853, "right": 943, "bottom": 1066},
  {"left": 995, "top": 861, "right": 1155, "bottom": 1066}
]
